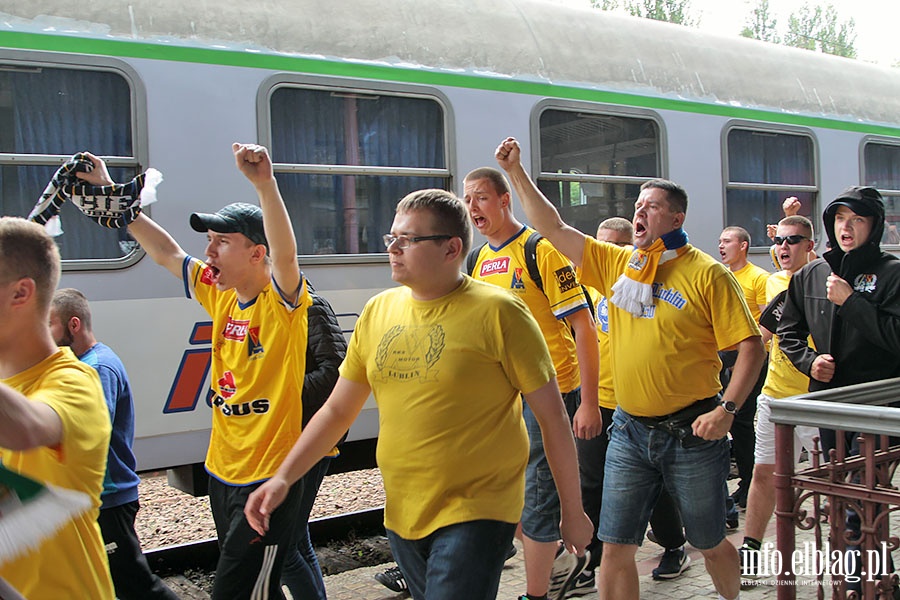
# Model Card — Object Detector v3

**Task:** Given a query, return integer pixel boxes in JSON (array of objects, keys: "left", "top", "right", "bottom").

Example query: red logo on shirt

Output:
[
  {"left": 218, "top": 371, "right": 236, "bottom": 399},
  {"left": 479, "top": 257, "right": 510, "bottom": 277},
  {"left": 200, "top": 266, "right": 216, "bottom": 285},
  {"left": 223, "top": 318, "right": 250, "bottom": 341}
]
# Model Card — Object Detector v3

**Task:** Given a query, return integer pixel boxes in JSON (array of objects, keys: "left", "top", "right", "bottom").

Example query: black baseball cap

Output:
[
  {"left": 190, "top": 203, "right": 268, "bottom": 248},
  {"left": 824, "top": 186, "right": 883, "bottom": 219}
]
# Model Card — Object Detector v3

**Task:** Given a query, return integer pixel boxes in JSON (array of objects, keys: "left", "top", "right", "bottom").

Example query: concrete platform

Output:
[{"left": 322, "top": 519, "right": 828, "bottom": 599}]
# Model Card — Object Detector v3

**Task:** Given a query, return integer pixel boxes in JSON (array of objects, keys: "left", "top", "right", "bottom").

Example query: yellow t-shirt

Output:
[
  {"left": 580, "top": 239, "right": 761, "bottom": 417},
  {"left": 340, "top": 276, "right": 555, "bottom": 539},
  {"left": 0, "top": 349, "right": 114, "bottom": 600},
  {"left": 471, "top": 226, "right": 589, "bottom": 393},
  {"left": 762, "top": 270, "right": 811, "bottom": 398},
  {"left": 585, "top": 285, "right": 617, "bottom": 410},
  {"left": 731, "top": 262, "right": 770, "bottom": 322},
  {"left": 186, "top": 257, "right": 311, "bottom": 484}
]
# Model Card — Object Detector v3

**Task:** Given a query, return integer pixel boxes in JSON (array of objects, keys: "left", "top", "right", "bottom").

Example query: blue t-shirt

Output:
[{"left": 79, "top": 342, "right": 141, "bottom": 509}]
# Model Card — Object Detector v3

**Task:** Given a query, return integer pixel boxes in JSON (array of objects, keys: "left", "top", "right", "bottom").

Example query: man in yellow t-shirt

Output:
[
  {"left": 245, "top": 189, "right": 593, "bottom": 600},
  {"left": 77, "top": 144, "right": 311, "bottom": 600},
  {"left": 463, "top": 166, "right": 600, "bottom": 600},
  {"left": 717, "top": 226, "right": 770, "bottom": 522},
  {"left": 0, "top": 217, "right": 114, "bottom": 599},
  {"left": 495, "top": 137, "right": 764, "bottom": 600},
  {"left": 740, "top": 215, "right": 818, "bottom": 575},
  {"left": 584, "top": 218, "right": 693, "bottom": 584}
]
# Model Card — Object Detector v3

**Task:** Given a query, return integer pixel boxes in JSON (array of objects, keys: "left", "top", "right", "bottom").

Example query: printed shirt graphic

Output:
[
  {"left": 732, "top": 261, "right": 771, "bottom": 321},
  {"left": 471, "top": 226, "right": 588, "bottom": 392},
  {"left": 0, "top": 349, "right": 114, "bottom": 599},
  {"left": 340, "top": 277, "right": 555, "bottom": 539},
  {"left": 185, "top": 256, "right": 310, "bottom": 485},
  {"left": 763, "top": 270, "right": 812, "bottom": 398},
  {"left": 584, "top": 286, "right": 617, "bottom": 410},
  {"left": 580, "top": 238, "right": 760, "bottom": 417}
]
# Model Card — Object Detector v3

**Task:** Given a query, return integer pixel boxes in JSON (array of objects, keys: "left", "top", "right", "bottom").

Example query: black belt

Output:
[{"left": 631, "top": 396, "right": 720, "bottom": 448}]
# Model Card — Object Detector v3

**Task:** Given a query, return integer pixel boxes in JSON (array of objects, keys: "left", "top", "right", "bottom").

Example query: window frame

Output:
[
  {"left": 257, "top": 74, "right": 455, "bottom": 264},
  {"left": 530, "top": 99, "right": 668, "bottom": 189},
  {"left": 0, "top": 49, "right": 149, "bottom": 271},
  {"left": 860, "top": 135, "right": 900, "bottom": 249},
  {"left": 722, "top": 120, "right": 820, "bottom": 250}
]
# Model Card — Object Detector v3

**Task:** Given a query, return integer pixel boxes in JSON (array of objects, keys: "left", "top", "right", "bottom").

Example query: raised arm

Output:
[
  {"left": 127, "top": 214, "right": 188, "bottom": 279},
  {"left": 495, "top": 138, "right": 589, "bottom": 267},
  {"left": 232, "top": 143, "right": 300, "bottom": 297},
  {"left": 76, "top": 153, "right": 187, "bottom": 279}
]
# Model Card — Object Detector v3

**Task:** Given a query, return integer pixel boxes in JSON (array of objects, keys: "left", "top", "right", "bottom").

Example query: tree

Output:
[
  {"left": 591, "top": 0, "right": 698, "bottom": 27},
  {"left": 815, "top": 5, "right": 857, "bottom": 58},
  {"left": 740, "top": 0, "right": 780, "bottom": 44},
  {"left": 784, "top": 2, "right": 856, "bottom": 58}
]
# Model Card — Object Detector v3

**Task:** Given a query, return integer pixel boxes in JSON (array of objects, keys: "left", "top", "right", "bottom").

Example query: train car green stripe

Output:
[{"left": 3, "top": 31, "right": 899, "bottom": 137}]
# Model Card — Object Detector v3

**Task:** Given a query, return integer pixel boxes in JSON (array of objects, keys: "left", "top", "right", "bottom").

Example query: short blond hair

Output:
[
  {"left": 0, "top": 217, "right": 60, "bottom": 311},
  {"left": 396, "top": 189, "right": 473, "bottom": 256}
]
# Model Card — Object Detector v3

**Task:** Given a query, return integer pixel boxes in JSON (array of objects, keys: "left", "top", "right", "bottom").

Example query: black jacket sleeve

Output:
[
  {"left": 303, "top": 292, "right": 348, "bottom": 428},
  {"left": 776, "top": 266, "right": 821, "bottom": 379}
]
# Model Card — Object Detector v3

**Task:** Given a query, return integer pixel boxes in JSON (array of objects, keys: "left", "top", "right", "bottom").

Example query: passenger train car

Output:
[{"left": 1, "top": 0, "right": 899, "bottom": 489}]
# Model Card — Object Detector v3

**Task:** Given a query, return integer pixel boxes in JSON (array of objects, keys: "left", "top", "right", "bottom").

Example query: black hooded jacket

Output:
[{"left": 777, "top": 187, "right": 900, "bottom": 391}]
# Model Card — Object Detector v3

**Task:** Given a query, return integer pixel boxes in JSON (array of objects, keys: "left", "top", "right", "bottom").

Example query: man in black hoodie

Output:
[
  {"left": 778, "top": 186, "right": 900, "bottom": 452},
  {"left": 777, "top": 186, "right": 900, "bottom": 591}
]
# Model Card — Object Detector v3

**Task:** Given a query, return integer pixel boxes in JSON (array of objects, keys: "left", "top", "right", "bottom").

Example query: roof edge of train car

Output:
[{"left": 1, "top": 0, "right": 899, "bottom": 135}]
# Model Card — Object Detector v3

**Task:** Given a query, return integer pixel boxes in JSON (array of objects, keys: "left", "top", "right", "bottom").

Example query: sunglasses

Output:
[{"left": 773, "top": 235, "right": 809, "bottom": 245}]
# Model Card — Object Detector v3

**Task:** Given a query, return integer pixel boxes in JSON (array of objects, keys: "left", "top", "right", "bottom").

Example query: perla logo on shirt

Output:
[
  {"left": 854, "top": 273, "right": 877, "bottom": 293},
  {"left": 480, "top": 256, "right": 510, "bottom": 277}
]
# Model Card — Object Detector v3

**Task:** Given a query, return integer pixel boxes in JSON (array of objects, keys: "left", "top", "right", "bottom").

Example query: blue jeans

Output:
[
  {"left": 281, "top": 456, "right": 332, "bottom": 600},
  {"left": 598, "top": 407, "right": 730, "bottom": 550},
  {"left": 386, "top": 520, "right": 516, "bottom": 600},
  {"left": 522, "top": 388, "right": 580, "bottom": 542}
]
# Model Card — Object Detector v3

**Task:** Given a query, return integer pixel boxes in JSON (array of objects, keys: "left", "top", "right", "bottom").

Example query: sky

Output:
[{"left": 552, "top": 0, "right": 899, "bottom": 67}]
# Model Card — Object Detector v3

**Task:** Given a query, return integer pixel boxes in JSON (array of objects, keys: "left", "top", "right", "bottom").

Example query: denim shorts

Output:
[
  {"left": 597, "top": 406, "right": 730, "bottom": 550},
  {"left": 520, "top": 388, "right": 580, "bottom": 543}
]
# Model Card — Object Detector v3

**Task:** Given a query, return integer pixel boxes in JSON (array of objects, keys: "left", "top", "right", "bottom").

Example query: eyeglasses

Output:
[
  {"left": 773, "top": 235, "right": 809, "bottom": 245},
  {"left": 383, "top": 234, "right": 452, "bottom": 249}
]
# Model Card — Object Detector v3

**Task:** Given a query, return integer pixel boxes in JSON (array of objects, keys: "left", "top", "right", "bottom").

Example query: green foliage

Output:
[
  {"left": 591, "top": 0, "right": 698, "bottom": 27},
  {"left": 740, "top": 0, "right": 780, "bottom": 44},
  {"left": 783, "top": 2, "right": 857, "bottom": 58}
]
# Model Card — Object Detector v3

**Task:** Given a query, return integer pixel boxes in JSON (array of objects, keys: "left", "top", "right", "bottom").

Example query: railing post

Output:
[{"left": 775, "top": 421, "right": 797, "bottom": 600}]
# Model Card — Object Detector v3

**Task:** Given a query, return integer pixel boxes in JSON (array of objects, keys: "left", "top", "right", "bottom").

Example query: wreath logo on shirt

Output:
[{"left": 374, "top": 324, "right": 445, "bottom": 382}]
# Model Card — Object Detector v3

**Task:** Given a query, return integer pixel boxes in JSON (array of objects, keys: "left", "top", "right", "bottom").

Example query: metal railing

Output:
[{"left": 769, "top": 377, "right": 900, "bottom": 599}]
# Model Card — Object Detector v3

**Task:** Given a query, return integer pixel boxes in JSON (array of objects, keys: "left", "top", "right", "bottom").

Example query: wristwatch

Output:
[{"left": 719, "top": 399, "right": 738, "bottom": 415}]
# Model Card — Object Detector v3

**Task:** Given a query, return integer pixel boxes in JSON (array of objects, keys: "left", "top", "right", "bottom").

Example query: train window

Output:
[
  {"left": 269, "top": 87, "right": 448, "bottom": 255},
  {"left": 0, "top": 63, "right": 140, "bottom": 262},
  {"left": 725, "top": 127, "right": 817, "bottom": 247},
  {"left": 863, "top": 141, "right": 900, "bottom": 246},
  {"left": 536, "top": 108, "right": 661, "bottom": 235}
]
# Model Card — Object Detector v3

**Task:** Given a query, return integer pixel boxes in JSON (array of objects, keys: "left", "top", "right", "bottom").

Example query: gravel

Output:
[
  {"left": 136, "top": 468, "right": 386, "bottom": 549},
  {"left": 137, "top": 468, "right": 391, "bottom": 598}
]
